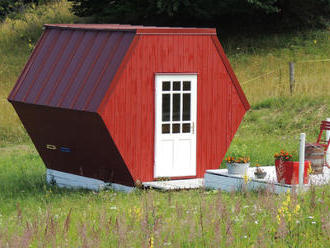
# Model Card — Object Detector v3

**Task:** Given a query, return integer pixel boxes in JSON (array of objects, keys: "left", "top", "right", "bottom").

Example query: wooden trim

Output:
[
  {"left": 211, "top": 36, "right": 250, "bottom": 111},
  {"left": 137, "top": 28, "right": 216, "bottom": 35},
  {"left": 47, "top": 169, "right": 135, "bottom": 192},
  {"left": 154, "top": 74, "right": 197, "bottom": 178},
  {"left": 138, "top": 33, "right": 216, "bottom": 36},
  {"left": 156, "top": 176, "right": 198, "bottom": 181},
  {"left": 44, "top": 24, "right": 217, "bottom": 35},
  {"left": 155, "top": 72, "right": 199, "bottom": 75}
]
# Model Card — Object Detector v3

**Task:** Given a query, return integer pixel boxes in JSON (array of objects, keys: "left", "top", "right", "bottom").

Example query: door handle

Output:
[{"left": 191, "top": 122, "right": 195, "bottom": 134}]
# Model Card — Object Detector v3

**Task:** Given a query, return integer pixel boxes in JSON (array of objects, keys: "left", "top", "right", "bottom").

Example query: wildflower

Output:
[
  {"left": 276, "top": 190, "right": 301, "bottom": 228},
  {"left": 307, "top": 162, "right": 313, "bottom": 174},
  {"left": 294, "top": 204, "right": 300, "bottom": 214},
  {"left": 312, "top": 221, "right": 316, "bottom": 224},
  {"left": 308, "top": 216, "right": 314, "bottom": 219},
  {"left": 313, "top": 40, "right": 317, "bottom": 44},
  {"left": 110, "top": 206, "right": 117, "bottom": 210},
  {"left": 254, "top": 220, "right": 259, "bottom": 224},
  {"left": 243, "top": 173, "right": 250, "bottom": 184},
  {"left": 149, "top": 235, "right": 154, "bottom": 248},
  {"left": 286, "top": 193, "right": 291, "bottom": 203},
  {"left": 234, "top": 216, "right": 240, "bottom": 222},
  {"left": 276, "top": 215, "right": 281, "bottom": 224}
]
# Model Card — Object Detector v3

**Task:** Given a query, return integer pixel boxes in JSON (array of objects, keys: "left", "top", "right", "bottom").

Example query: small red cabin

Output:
[{"left": 8, "top": 24, "right": 250, "bottom": 187}]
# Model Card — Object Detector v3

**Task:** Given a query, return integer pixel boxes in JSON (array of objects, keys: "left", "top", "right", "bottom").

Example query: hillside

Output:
[{"left": 0, "top": 0, "right": 329, "bottom": 146}]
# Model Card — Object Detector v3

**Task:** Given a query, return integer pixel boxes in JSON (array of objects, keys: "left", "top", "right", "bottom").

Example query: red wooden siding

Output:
[
  {"left": 99, "top": 34, "right": 246, "bottom": 182},
  {"left": 8, "top": 24, "right": 248, "bottom": 186}
]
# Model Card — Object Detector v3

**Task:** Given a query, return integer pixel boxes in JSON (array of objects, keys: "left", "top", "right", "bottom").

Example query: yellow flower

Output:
[
  {"left": 313, "top": 39, "right": 317, "bottom": 44},
  {"left": 307, "top": 162, "right": 313, "bottom": 175},
  {"left": 149, "top": 235, "right": 154, "bottom": 248},
  {"left": 243, "top": 172, "right": 250, "bottom": 184},
  {"left": 276, "top": 215, "right": 281, "bottom": 224}
]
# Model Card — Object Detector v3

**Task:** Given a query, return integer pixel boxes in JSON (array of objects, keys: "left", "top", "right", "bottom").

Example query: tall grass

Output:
[{"left": 0, "top": 146, "right": 329, "bottom": 247}]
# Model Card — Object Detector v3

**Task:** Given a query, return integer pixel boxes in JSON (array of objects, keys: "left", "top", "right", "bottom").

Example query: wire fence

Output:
[{"left": 240, "top": 59, "right": 330, "bottom": 104}]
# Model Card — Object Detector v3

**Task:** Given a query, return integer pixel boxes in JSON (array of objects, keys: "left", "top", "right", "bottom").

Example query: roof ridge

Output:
[{"left": 44, "top": 24, "right": 217, "bottom": 34}]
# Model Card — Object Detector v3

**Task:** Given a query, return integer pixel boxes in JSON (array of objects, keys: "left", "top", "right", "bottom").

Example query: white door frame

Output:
[{"left": 154, "top": 73, "right": 197, "bottom": 178}]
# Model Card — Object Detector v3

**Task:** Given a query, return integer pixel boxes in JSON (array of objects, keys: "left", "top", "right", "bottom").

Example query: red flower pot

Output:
[{"left": 275, "top": 160, "right": 310, "bottom": 185}]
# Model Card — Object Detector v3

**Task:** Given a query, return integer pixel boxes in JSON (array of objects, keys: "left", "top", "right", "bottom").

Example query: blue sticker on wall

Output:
[{"left": 60, "top": 147, "right": 71, "bottom": 153}]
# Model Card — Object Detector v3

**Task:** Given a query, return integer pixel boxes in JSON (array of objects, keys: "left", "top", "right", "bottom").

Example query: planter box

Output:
[
  {"left": 275, "top": 160, "right": 310, "bottom": 185},
  {"left": 226, "top": 162, "right": 250, "bottom": 175}
]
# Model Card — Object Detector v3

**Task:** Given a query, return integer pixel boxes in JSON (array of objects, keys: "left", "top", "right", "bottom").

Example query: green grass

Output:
[
  {"left": 0, "top": 146, "right": 329, "bottom": 247},
  {"left": 222, "top": 96, "right": 330, "bottom": 167},
  {"left": 0, "top": 96, "right": 329, "bottom": 246},
  {"left": 0, "top": 1, "right": 329, "bottom": 247}
]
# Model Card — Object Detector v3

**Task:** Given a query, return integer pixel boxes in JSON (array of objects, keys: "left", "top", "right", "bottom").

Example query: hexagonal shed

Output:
[{"left": 8, "top": 24, "right": 250, "bottom": 189}]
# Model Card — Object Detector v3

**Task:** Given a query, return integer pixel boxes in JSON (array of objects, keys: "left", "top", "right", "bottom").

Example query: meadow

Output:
[{"left": 0, "top": 1, "right": 329, "bottom": 247}]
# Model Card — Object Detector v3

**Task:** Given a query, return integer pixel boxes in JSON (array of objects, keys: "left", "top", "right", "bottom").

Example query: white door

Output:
[{"left": 154, "top": 74, "right": 197, "bottom": 178}]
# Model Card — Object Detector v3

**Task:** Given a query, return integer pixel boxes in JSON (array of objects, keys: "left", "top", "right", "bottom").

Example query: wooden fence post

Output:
[{"left": 289, "top": 62, "right": 295, "bottom": 95}]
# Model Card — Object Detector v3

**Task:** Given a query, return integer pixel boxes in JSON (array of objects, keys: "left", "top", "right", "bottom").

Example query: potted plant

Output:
[
  {"left": 274, "top": 150, "right": 311, "bottom": 185},
  {"left": 225, "top": 156, "right": 250, "bottom": 175},
  {"left": 254, "top": 164, "right": 267, "bottom": 179}
]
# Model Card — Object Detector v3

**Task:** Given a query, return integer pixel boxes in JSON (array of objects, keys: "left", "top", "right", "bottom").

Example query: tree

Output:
[
  {"left": 0, "top": 0, "right": 52, "bottom": 21},
  {"left": 68, "top": 0, "right": 330, "bottom": 31}
]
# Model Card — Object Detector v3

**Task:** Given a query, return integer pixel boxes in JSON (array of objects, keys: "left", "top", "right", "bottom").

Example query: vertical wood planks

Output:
[{"left": 101, "top": 34, "right": 247, "bottom": 182}]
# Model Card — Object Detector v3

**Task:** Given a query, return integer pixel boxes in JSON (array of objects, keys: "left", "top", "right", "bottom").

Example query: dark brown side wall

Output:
[{"left": 11, "top": 102, "right": 134, "bottom": 186}]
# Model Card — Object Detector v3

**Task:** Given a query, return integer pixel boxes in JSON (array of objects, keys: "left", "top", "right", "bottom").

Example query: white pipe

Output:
[
  {"left": 299, "top": 133, "right": 306, "bottom": 186},
  {"left": 326, "top": 118, "right": 330, "bottom": 165}
]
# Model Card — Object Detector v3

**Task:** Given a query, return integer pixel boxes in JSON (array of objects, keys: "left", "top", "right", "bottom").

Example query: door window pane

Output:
[
  {"left": 172, "top": 124, "right": 180, "bottom": 133},
  {"left": 162, "top": 124, "right": 170, "bottom": 134},
  {"left": 183, "top": 81, "right": 191, "bottom": 91},
  {"left": 162, "top": 81, "right": 170, "bottom": 91},
  {"left": 183, "top": 93, "right": 191, "bottom": 121},
  {"left": 173, "top": 81, "right": 181, "bottom": 91},
  {"left": 162, "top": 94, "right": 170, "bottom": 121},
  {"left": 172, "top": 94, "right": 181, "bottom": 121},
  {"left": 182, "top": 123, "right": 191, "bottom": 133}
]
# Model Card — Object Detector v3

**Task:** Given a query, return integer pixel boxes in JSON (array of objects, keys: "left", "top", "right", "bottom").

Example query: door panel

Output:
[{"left": 154, "top": 74, "right": 197, "bottom": 178}]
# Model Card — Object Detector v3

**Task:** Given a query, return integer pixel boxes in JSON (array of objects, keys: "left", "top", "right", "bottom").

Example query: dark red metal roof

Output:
[{"left": 8, "top": 26, "right": 135, "bottom": 112}]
